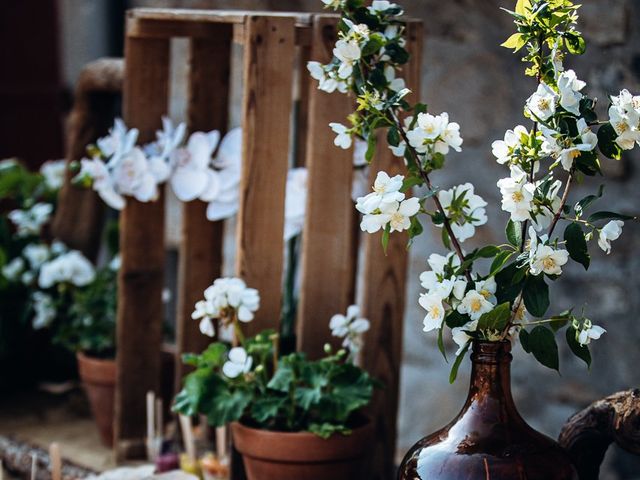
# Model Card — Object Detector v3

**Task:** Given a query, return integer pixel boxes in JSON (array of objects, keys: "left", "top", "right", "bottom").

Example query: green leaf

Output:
[
  {"left": 401, "top": 175, "right": 423, "bottom": 192},
  {"left": 251, "top": 396, "right": 286, "bottom": 423},
  {"left": 445, "top": 310, "right": 470, "bottom": 329},
  {"left": 308, "top": 423, "right": 350, "bottom": 439},
  {"left": 501, "top": 32, "right": 527, "bottom": 51},
  {"left": 449, "top": 342, "right": 470, "bottom": 384},
  {"left": 495, "top": 261, "right": 525, "bottom": 304},
  {"left": 476, "top": 245, "right": 501, "bottom": 258},
  {"left": 575, "top": 150, "right": 601, "bottom": 176},
  {"left": 587, "top": 211, "right": 635, "bottom": 222},
  {"left": 515, "top": 0, "right": 531, "bottom": 15},
  {"left": 441, "top": 228, "right": 451, "bottom": 250},
  {"left": 408, "top": 216, "right": 423, "bottom": 240},
  {"left": 564, "top": 222, "right": 590, "bottom": 270},
  {"left": 523, "top": 274, "right": 549, "bottom": 318},
  {"left": 564, "top": 32, "right": 586, "bottom": 55},
  {"left": 361, "top": 33, "right": 386, "bottom": 56},
  {"left": 597, "top": 123, "right": 622, "bottom": 160},
  {"left": 477, "top": 302, "right": 511, "bottom": 333},
  {"left": 566, "top": 327, "right": 592, "bottom": 368},
  {"left": 268, "top": 364, "right": 295, "bottom": 392},
  {"left": 575, "top": 185, "right": 604, "bottom": 216},
  {"left": 490, "top": 251, "right": 513, "bottom": 277},
  {"left": 387, "top": 126, "right": 401, "bottom": 147},
  {"left": 437, "top": 326, "right": 448, "bottom": 362},
  {"left": 365, "top": 133, "right": 377, "bottom": 163},
  {"left": 519, "top": 329, "right": 531, "bottom": 353},
  {"left": 506, "top": 220, "right": 522, "bottom": 247},
  {"left": 381, "top": 224, "right": 391, "bottom": 254},
  {"left": 528, "top": 326, "right": 559, "bottom": 371}
]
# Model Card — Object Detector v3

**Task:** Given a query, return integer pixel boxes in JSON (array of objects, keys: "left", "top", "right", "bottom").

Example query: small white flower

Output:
[
  {"left": 384, "top": 65, "right": 406, "bottom": 92},
  {"left": 557, "top": 70, "right": 585, "bottom": 116},
  {"left": 437, "top": 183, "right": 488, "bottom": 242},
  {"left": 419, "top": 293, "right": 446, "bottom": 332},
  {"left": 170, "top": 131, "right": 219, "bottom": 202},
  {"left": 529, "top": 244, "right": 569, "bottom": 276},
  {"left": 475, "top": 277, "right": 497, "bottom": 304},
  {"left": 368, "top": 0, "right": 402, "bottom": 14},
  {"left": 457, "top": 290, "right": 494, "bottom": 321},
  {"left": 23, "top": 244, "right": 50, "bottom": 269},
  {"left": 97, "top": 118, "right": 138, "bottom": 159},
  {"left": 387, "top": 197, "right": 420, "bottom": 232},
  {"left": 307, "top": 61, "right": 325, "bottom": 81},
  {"left": 112, "top": 147, "right": 158, "bottom": 203},
  {"left": 329, "top": 122, "right": 352, "bottom": 149},
  {"left": 333, "top": 39, "right": 361, "bottom": 79},
  {"left": 38, "top": 250, "right": 95, "bottom": 288},
  {"left": 355, "top": 171, "right": 405, "bottom": 214},
  {"left": 608, "top": 102, "right": 640, "bottom": 150},
  {"left": 526, "top": 83, "right": 558, "bottom": 121},
  {"left": 577, "top": 319, "right": 606, "bottom": 346},
  {"left": 330, "top": 304, "right": 370, "bottom": 353},
  {"left": 8, "top": 203, "right": 54, "bottom": 237},
  {"left": 497, "top": 166, "right": 535, "bottom": 222},
  {"left": 206, "top": 128, "right": 243, "bottom": 222},
  {"left": 597, "top": 220, "right": 624, "bottom": 254},
  {"left": 451, "top": 321, "right": 477, "bottom": 355},
  {"left": 406, "top": 113, "right": 447, "bottom": 153},
  {"left": 40, "top": 160, "right": 67, "bottom": 190},
  {"left": 79, "top": 157, "right": 126, "bottom": 210},
  {"left": 222, "top": 347, "right": 253, "bottom": 378},
  {"left": 194, "top": 277, "right": 260, "bottom": 334},
  {"left": 491, "top": 125, "right": 528, "bottom": 165},
  {"left": 2, "top": 257, "right": 25, "bottom": 281},
  {"left": 32, "top": 292, "right": 56, "bottom": 330}
]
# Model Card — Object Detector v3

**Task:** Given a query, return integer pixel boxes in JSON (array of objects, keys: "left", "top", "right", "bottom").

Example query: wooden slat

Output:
[
  {"left": 52, "top": 58, "right": 124, "bottom": 261},
  {"left": 235, "top": 15, "right": 296, "bottom": 337},
  {"left": 115, "top": 36, "right": 170, "bottom": 460},
  {"left": 129, "top": 8, "right": 313, "bottom": 26},
  {"left": 174, "top": 28, "right": 232, "bottom": 389},
  {"left": 296, "top": 15, "right": 355, "bottom": 359},
  {"left": 360, "top": 20, "right": 423, "bottom": 480}
]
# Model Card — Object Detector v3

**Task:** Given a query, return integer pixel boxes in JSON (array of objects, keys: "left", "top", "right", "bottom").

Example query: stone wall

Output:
[{"left": 130, "top": 1, "right": 640, "bottom": 476}]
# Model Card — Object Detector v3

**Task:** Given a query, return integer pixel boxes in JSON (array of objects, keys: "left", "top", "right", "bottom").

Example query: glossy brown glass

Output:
[{"left": 398, "top": 341, "right": 578, "bottom": 479}]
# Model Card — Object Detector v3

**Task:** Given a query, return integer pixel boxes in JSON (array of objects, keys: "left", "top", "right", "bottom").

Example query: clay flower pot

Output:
[
  {"left": 231, "top": 419, "right": 373, "bottom": 480},
  {"left": 76, "top": 351, "right": 116, "bottom": 447}
]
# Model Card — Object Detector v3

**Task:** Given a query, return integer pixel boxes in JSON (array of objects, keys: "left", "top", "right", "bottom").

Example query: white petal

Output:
[{"left": 171, "top": 167, "right": 209, "bottom": 201}]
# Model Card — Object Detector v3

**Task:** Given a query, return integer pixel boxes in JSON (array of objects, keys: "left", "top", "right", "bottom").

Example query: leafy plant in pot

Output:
[
  {"left": 173, "top": 277, "right": 377, "bottom": 480},
  {"left": 54, "top": 258, "right": 118, "bottom": 446},
  {"left": 311, "top": 0, "right": 638, "bottom": 478}
]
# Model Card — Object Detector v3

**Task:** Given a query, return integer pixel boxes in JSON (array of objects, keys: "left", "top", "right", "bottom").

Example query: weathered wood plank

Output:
[
  {"left": 115, "top": 36, "right": 170, "bottom": 460},
  {"left": 296, "top": 15, "right": 355, "bottom": 359},
  {"left": 175, "top": 29, "right": 232, "bottom": 389},
  {"left": 235, "top": 15, "right": 296, "bottom": 337},
  {"left": 360, "top": 20, "right": 423, "bottom": 480},
  {"left": 128, "top": 8, "right": 313, "bottom": 26}
]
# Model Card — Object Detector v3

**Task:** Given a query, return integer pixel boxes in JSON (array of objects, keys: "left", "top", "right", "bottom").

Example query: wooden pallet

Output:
[{"left": 115, "top": 8, "right": 423, "bottom": 478}]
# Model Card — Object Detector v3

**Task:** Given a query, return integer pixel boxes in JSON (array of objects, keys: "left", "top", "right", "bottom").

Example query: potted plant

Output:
[
  {"left": 55, "top": 259, "right": 118, "bottom": 446},
  {"left": 173, "top": 277, "right": 377, "bottom": 480},
  {"left": 310, "top": 0, "right": 637, "bottom": 478}
]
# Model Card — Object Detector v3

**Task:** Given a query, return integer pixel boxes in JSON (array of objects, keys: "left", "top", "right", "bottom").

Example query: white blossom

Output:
[
  {"left": 388, "top": 197, "right": 420, "bottom": 232},
  {"left": 222, "top": 347, "right": 253, "bottom": 379},
  {"left": 491, "top": 125, "right": 528, "bottom": 165},
  {"left": 597, "top": 220, "right": 624, "bottom": 254},
  {"left": 333, "top": 39, "right": 361, "bottom": 79},
  {"left": 38, "top": 250, "right": 96, "bottom": 288},
  {"left": 23, "top": 244, "right": 50, "bottom": 270},
  {"left": 32, "top": 292, "right": 56, "bottom": 330},
  {"left": 368, "top": 0, "right": 402, "bottom": 14},
  {"left": 97, "top": 118, "right": 138, "bottom": 159},
  {"left": 437, "top": 183, "right": 487, "bottom": 242},
  {"left": 2, "top": 257, "right": 25, "bottom": 281},
  {"left": 497, "top": 166, "right": 535, "bottom": 222},
  {"left": 529, "top": 243, "right": 569, "bottom": 276},
  {"left": 451, "top": 321, "right": 478, "bottom": 355},
  {"left": 330, "top": 304, "right": 370, "bottom": 353},
  {"left": 475, "top": 277, "right": 497, "bottom": 304},
  {"left": 457, "top": 290, "right": 494, "bottom": 321},
  {"left": 204, "top": 128, "right": 243, "bottom": 222},
  {"left": 40, "top": 160, "right": 67, "bottom": 190},
  {"left": 557, "top": 70, "right": 585, "bottom": 116},
  {"left": 355, "top": 171, "right": 405, "bottom": 214},
  {"left": 79, "top": 157, "right": 126, "bottom": 210},
  {"left": 526, "top": 83, "right": 558, "bottom": 121},
  {"left": 329, "top": 122, "right": 353, "bottom": 149},
  {"left": 577, "top": 319, "right": 606, "bottom": 346},
  {"left": 419, "top": 293, "right": 446, "bottom": 332},
  {"left": 384, "top": 65, "right": 406, "bottom": 92},
  {"left": 170, "top": 131, "right": 219, "bottom": 202},
  {"left": 8, "top": 203, "right": 53, "bottom": 237},
  {"left": 608, "top": 91, "right": 640, "bottom": 150}
]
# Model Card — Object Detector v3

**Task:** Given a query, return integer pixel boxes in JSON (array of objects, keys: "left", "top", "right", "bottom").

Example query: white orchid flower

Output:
[
  {"left": 98, "top": 118, "right": 138, "bottom": 159},
  {"left": 170, "top": 131, "right": 219, "bottom": 201},
  {"left": 112, "top": 147, "right": 158, "bottom": 203},
  {"left": 597, "top": 220, "right": 624, "bottom": 254},
  {"left": 222, "top": 347, "right": 253, "bottom": 379},
  {"left": 79, "top": 157, "right": 126, "bottom": 210}
]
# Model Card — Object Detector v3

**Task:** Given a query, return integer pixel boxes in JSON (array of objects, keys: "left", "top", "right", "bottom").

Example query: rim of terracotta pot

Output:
[
  {"left": 76, "top": 351, "right": 117, "bottom": 385},
  {"left": 231, "top": 417, "right": 374, "bottom": 463}
]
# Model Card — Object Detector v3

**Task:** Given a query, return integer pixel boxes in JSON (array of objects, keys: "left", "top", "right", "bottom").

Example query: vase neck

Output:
[{"left": 463, "top": 340, "right": 517, "bottom": 413}]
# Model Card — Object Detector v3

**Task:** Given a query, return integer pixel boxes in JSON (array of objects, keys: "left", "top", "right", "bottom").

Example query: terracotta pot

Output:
[
  {"left": 76, "top": 351, "right": 116, "bottom": 447},
  {"left": 398, "top": 341, "right": 578, "bottom": 479},
  {"left": 231, "top": 419, "right": 373, "bottom": 480}
]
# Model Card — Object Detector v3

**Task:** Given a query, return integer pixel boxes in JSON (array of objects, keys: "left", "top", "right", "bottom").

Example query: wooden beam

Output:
[
  {"left": 235, "top": 15, "right": 296, "bottom": 337},
  {"left": 115, "top": 35, "right": 170, "bottom": 460},
  {"left": 360, "top": 19, "right": 423, "bottom": 480},
  {"left": 175, "top": 27, "right": 232, "bottom": 389},
  {"left": 296, "top": 15, "right": 355, "bottom": 359}
]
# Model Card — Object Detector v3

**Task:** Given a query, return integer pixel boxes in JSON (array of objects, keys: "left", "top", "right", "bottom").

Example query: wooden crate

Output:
[{"left": 116, "top": 8, "right": 422, "bottom": 478}]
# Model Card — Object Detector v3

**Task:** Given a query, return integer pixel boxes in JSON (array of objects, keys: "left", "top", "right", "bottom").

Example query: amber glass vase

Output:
[{"left": 398, "top": 341, "right": 578, "bottom": 479}]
